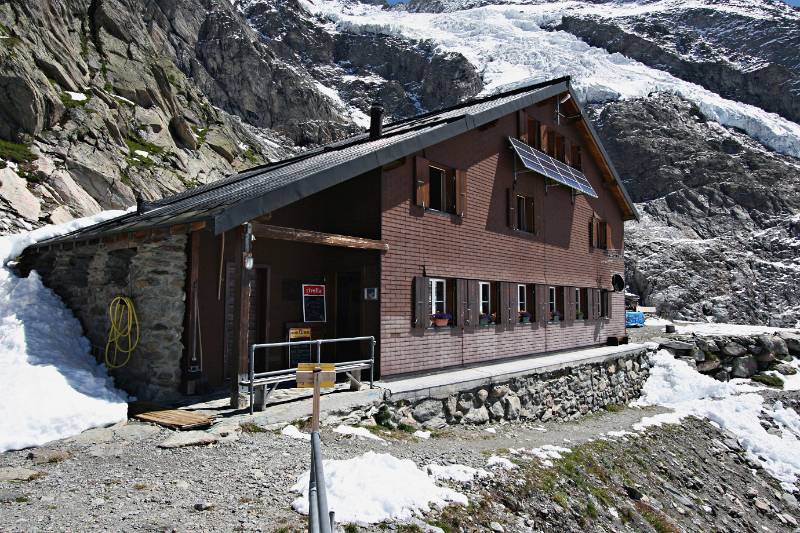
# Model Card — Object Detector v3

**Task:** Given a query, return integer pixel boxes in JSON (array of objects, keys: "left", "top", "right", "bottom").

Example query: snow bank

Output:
[
  {"left": 635, "top": 350, "right": 800, "bottom": 491},
  {"left": 305, "top": 0, "right": 800, "bottom": 158},
  {"left": 674, "top": 321, "right": 799, "bottom": 336},
  {"left": 0, "top": 211, "right": 131, "bottom": 452},
  {"left": 292, "top": 451, "right": 467, "bottom": 524}
]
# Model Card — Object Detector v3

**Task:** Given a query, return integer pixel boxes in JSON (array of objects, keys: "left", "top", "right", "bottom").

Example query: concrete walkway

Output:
[{"left": 378, "top": 343, "right": 646, "bottom": 401}]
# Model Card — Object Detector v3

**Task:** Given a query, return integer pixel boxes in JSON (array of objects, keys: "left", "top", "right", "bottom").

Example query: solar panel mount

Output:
[{"left": 508, "top": 137, "right": 598, "bottom": 198}]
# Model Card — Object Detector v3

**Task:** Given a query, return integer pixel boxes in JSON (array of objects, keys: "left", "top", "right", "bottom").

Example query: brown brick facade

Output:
[{"left": 379, "top": 100, "right": 626, "bottom": 376}]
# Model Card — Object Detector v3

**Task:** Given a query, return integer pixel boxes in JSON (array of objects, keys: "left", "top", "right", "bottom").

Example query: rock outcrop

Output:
[{"left": 589, "top": 95, "right": 800, "bottom": 327}]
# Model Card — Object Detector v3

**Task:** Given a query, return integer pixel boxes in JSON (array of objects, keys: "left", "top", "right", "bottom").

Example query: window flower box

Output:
[
  {"left": 431, "top": 313, "right": 452, "bottom": 327},
  {"left": 519, "top": 311, "right": 531, "bottom": 323}
]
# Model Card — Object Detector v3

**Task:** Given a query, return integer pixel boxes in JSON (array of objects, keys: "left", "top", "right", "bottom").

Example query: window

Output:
[
  {"left": 576, "top": 288, "right": 589, "bottom": 319},
  {"left": 554, "top": 134, "right": 566, "bottom": 162},
  {"left": 516, "top": 195, "right": 535, "bottom": 233},
  {"left": 527, "top": 118, "right": 541, "bottom": 149},
  {"left": 518, "top": 284, "right": 527, "bottom": 312},
  {"left": 593, "top": 289, "right": 602, "bottom": 319},
  {"left": 429, "top": 166, "right": 456, "bottom": 214},
  {"left": 479, "top": 281, "right": 492, "bottom": 322},
  {"left": 548, "top": 286, "right": 556, "bottom": 320},
  {"left": 570, "top": 144, "right": 582, "bottom": 171},
  {"left": 590, "top": 217, "right": 610, "bottom": 250},
  {"left": 429, "top": 278, "right": 446, "bottom": 315}
]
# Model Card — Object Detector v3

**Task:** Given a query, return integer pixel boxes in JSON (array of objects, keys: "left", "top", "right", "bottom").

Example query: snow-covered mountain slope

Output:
[
  {"left": 286, "top": 0, "right": 800, "bottom": 326},
  {"left": 302, "top": 0, "right": 800, "bottom": 158}
]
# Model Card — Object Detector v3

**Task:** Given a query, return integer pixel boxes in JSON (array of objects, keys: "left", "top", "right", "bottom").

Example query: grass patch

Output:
[
  {"left": 0, "top": 139, "right": 36, "bottom": 164},
  {"left": 125, "top": 134, "right": 164, "bottom": 156},
  {"left": 396, "top": 422, "right": 416, "bottom": 433},
  {"left": 603, "top": 403, "right": 624, "bottom": 413},
  {"left": 191, "top": 126, "right": 208, "bottom": 147},
  {"left": 553, "top": 491, "right": 569, "bottom": 508},
  {"left": 585, "top": 500, "right": 598, "bottom": 519},
  {"left": 752, "top": 374, "right": 783, "bottom": 388},
  {"left": 635, "top": 501, "right": 680, "bottom": 533},
  {"left": 343, "top": 524, "right": 358, "bottom": 533},
  {"left": 14, "top": 495, "right": 29, "bottom": 503},
  {"left": 240, "top": 422, "right": 266, "bottom": 433},
  {"left": 133, "top": 482, "right": 147, "bottom": 490}
]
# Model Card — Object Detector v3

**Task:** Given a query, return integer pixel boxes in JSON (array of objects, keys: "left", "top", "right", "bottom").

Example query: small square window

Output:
[
  {"left": 479, "top": 281, "right": 492, "bottom": 322},
  {"left": 429, "top": 278, "right": 446, "bottom": 315},
  {"left": 516, "top": 195, "right": 535, "bottom": 233},
  {"left": 518, "top": 284, "right": 527, "bottom": 312},
  {"left": 429, "top": 166, "right": 456, "bottom": 214}
]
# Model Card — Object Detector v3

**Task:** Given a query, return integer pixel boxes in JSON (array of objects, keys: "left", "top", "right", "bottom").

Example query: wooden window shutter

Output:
[
  {"left": 586, "top": 288, "right": 595, "bottom": 320},
  {"left": 455, "top": 169, "right": 467, "bottom": 217},
  {"left": 414, "top": 156, "right": 430, "bottom": 208},
  {"left": 413, "top": 276, "right": 430, "bottom": 329},
  {"left": 605, "top": 222, "right": 613, "bottom": 250},
  {"left": 565, "top": 286, "right": 575, "bottom": 323},
  {"left": 508, "top": 282, "right": 518, "bottom": 329},
  {"left": 517, "top": 110, "right": 528, "bottom": 143},
  {"left": 606, "top": 291, "right": 613, "bottom": 319},
  {"left": 588, "top": 217, "right": 595, "bottom": 248},
  {"left": 455, "top": 278, "right": 467, "bottom": 328},
  {"left": 535, "top": 284, "right": 548, "bottom": 325},
  {"left": 507, "top": 188, "right": 517, "bottom": 230},
  {"left": 499, "top": 282, "right": 510, "bottom": 329},
  {"left": 467, "top": 279, "right": 480, "bottom": 330}
]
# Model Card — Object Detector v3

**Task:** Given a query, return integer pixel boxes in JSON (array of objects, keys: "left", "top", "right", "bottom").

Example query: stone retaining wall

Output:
[
  {"left": 19, "top": 234, "right": 188, "bottom": 402},
  {"left": 646, "top": 330, "right": 800, "bottom": 381},
  {"left": 366, "top": 348, "right": 650, "bottom": 430}
]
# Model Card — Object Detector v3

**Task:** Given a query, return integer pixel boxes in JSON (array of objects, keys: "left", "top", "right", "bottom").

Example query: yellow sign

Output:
[
  {"left": 296, "top": 363, "right": 336, "bottom": 388},
  {"left": 289, "top": 327, "right": 311, "bottom": 339}
]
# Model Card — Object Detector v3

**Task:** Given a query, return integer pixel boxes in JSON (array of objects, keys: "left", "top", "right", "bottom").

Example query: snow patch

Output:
[
  {"left": 292, "top": 451, "right": 467, "bottom": 524},
  {"left": 413, "top": 430, "right": 431, "bottom": 439},
  {"left": 486, "top": 455, "right": 517, "bottom": 469},
  {"left": 281, "top": 424, "right": 311, "bottom": 441},
  {"left": 0, "top": 211, "right": 131, "bottom": 452},
  {"left": 333, "top": 424, "right": 385, "bottom": 442},
  {"left": 64, "top": 91, "right": 87, "bottom": 102},
  {"left": 425, "top": 462, "right": 489, "bottom": 482}
]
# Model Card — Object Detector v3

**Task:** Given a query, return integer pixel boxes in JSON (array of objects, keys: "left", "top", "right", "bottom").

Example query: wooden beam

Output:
[
  {"left": 251, "top": 223, "right": 389, "bottom": 251},
  {"left": 231, "top": 224, "right": 253, "bottom": 408}
]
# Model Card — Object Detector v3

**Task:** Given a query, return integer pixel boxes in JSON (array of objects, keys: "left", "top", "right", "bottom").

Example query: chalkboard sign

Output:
[
  {"left": 302, "top": 284, "right": 327, "bottom": 323},
  {"left": 288, "top": 327, "right": 312, "bottom": 367}
]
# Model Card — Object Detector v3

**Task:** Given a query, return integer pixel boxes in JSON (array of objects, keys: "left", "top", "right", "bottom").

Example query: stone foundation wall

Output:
[
  {"left": 369, "top": 349, "right": 650, "bottom": 430},
  {"left": 20, "top": 234, "right": 188, "bottom": 402}
]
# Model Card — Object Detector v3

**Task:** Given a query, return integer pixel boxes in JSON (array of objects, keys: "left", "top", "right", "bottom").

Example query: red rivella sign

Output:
[{"left": 303, "top": 285, "right": 325, "bottom": 297}]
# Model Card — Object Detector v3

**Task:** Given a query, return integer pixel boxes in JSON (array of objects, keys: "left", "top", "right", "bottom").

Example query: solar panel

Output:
[{"left": 508, "top": 137, "right": 598, "bottom": 198}]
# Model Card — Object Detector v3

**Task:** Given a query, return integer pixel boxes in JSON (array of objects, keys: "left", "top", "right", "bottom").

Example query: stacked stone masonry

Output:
[
  {"left": 375, "top": 349, "right": 650, "bottom": 430},
  {"left": 19, "top": 234, "right": 188, "bottom": 402}
]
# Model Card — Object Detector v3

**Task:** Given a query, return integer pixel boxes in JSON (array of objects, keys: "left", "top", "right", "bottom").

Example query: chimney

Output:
[{"left": 369, "top": 102, "right": 384, "bottom": 140}]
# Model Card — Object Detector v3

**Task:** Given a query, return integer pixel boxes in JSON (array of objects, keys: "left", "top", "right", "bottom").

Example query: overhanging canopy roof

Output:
[{"left": 508, "top": 137, "right": 598, "bottom": 198}]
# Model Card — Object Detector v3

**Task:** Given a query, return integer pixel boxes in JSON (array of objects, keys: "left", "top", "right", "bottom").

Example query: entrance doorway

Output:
[{"left": 336, "top": 272, "right": 361, "bottom": 361}]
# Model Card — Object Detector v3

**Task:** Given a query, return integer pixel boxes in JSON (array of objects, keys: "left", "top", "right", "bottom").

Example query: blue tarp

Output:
[{"left": 626, "top": 311, "right": 645, "bottom": 328}]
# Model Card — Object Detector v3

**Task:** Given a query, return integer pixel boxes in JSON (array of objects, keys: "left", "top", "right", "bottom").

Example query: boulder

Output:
[
  {"left": 755, "top": 352, "right": 776, "bottom": 371},
  {"left": 774, "top": 363, "right": 798, "bottom": 376},
  {"left": 721, "top": 342, "right": 748, "bottom": 358},
  {"left": 772, "top": 336, "right": 790, "bottom": 357},
  {"left": 26, "top": 449, "right": 70, "bottom": 465},
  {"left": 490, "top": 385, "right": 509, "bottom": 399},
  {"left": 412, "top": 399, "right": 443, "bottom": 423},
  {"left": 714, "top": 369, "right": 730, "bottom": 382},
  {"left": 696, "top": 359, "right": 721, "bottom": 373},
  {"left": 476, "top": 389, "right": 489, "bottom": 403},
  {"left": 778, "top": 332, "right": 800, "bottom": 355},
  {"left": 463, "top": 406, "right": 489, "bottom": 425},
  {"left": 689, "top": 347, "right": 705, "bottom": 362},
  {"left": 169, "top": 116, "right": 197, "bottom": 150},
  {"left": 653, "top": 337, "right": 694, "bottom": 351},
  {"left": 505, "top": 395, "right": 521, "bottom": 420},
  {"left": 488, "top": 401, "right": 505, "bottom": 420},
  {"left": 730, "top": 356, "right": 758, "bottom": 378},
  {"left": 422, "top": 417, "right": 447, "bottom": 430}
]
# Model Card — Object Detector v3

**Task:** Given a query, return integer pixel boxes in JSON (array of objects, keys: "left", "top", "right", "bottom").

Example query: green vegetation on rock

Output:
[{"left": 0, "top": 139, "right": 36, "bottom": 164}]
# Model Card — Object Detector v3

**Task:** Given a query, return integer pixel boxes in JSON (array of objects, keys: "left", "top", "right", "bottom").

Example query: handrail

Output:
[{"left": 244, "top": 336, "right": 376, "bottom": 415}]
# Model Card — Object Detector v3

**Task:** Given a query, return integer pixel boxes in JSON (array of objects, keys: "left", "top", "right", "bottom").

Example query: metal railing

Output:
[
  {"left": 309, "top": 368, "right": 333, "bottom": 533},
  {"left": 241, "top": 336, "right": 376, "bottom": 415}
]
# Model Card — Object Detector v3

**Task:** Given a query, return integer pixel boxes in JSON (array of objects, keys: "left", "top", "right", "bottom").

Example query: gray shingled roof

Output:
[{"left": 32, "top": 76, "right": 636, "bottom": 246}]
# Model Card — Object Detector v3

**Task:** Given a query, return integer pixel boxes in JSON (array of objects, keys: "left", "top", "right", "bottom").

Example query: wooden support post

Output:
[
  {"left": 230, "top": 224, "right": 253, "bottom": 408},
  {"left": 184, "top": 229, "right": 202, "bottom": 394}
]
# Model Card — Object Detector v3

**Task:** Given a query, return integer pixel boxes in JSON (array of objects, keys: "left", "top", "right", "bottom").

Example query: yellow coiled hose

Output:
[{"left": 104, "top": 296, "right": 140, "bottom": 369}]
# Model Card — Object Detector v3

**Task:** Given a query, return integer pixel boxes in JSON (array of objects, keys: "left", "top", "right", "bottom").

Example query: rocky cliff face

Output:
[
  {"left": 0, "top": 0, "right": 480, "bottom": 232},
  {"left": 589, "top": 95, "right": 800, "bottom": 326}
]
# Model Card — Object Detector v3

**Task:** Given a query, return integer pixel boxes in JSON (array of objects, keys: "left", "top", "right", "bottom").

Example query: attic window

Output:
[{"left": 429, "top": 166, "right": 456, "bottom": 214}]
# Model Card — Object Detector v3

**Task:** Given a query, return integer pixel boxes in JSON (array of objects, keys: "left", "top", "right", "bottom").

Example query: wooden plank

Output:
[
  {"left": 129, "top": 402, "right": 213, "bottom": 430},
  {"left": 250, "top": 223, "right": 389, "bottom": 251}
]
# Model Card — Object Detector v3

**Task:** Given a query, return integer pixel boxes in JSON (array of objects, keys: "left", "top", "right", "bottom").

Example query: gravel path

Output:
[{"left": 0, "top": 403, "right": 670, "bottom": 532}]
